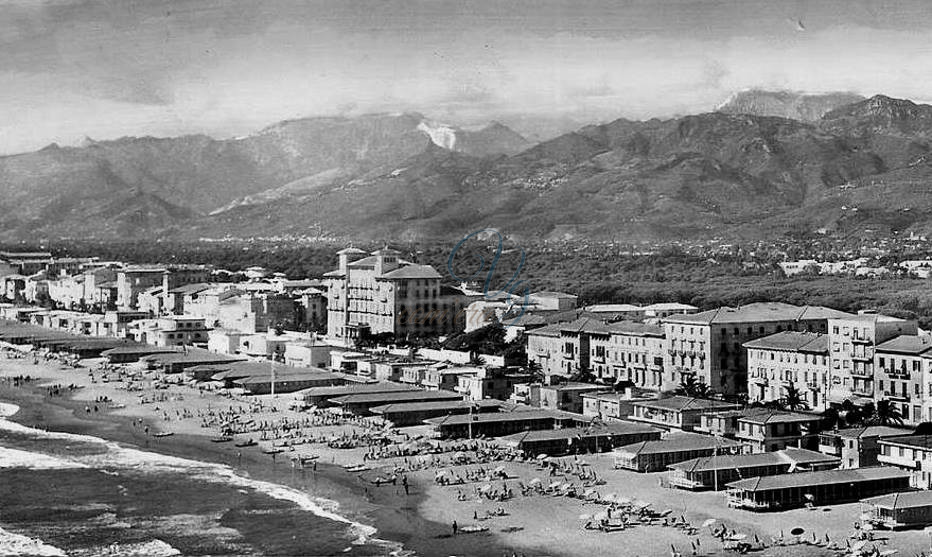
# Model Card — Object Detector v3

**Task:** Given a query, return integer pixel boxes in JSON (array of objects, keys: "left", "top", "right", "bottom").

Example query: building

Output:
[
  {"left": 865, "top": 491, "right": 932, "bottom": 529},
  {"left": 126, "top": 316, "right": 210, "bottom": 347},
  {"left": 878, "top": 435, "right": 932, "bottom": 489},
  {"left": 613, "top": 431, "right": 744, "bottom": 472},
  {"left": 733, "top": 409, "right": 824, "bottom": 452},
  {"left": 668, "top": 448, "right": 840, "bottom": 491},
  {"left": 426, "top": 410, "right": 591, "bottom": 439},
  {"left": 302, "top": 382, "right": 416, "bottom": 407},
  {"left": 745, "top": 331, "right": 831, "bottom": 411},
  {"left": 628, "top": 396, "right": 739, "bottom": 431},
  {"left": 527, "top": 291, "right": 578, "bottom": 312},
  {"left": 827, "top": 312, "right": 917, "bottom": 405},
  {"left": 588, "top": 321, "right": 666, "bottom": 388},
  {"left": 0, "top": 251, "right": 53, "bottom": 276},
  {"left": 538, "top": 382, "right": 606, "bottom": 413},
  {"left": 725, "top": 467, "right": 911, "bottom": 511},
  {"left": 818, "top": 425, "right": 910, "bottom": 469},
  {"left": 581, "top": 390, "right": 657, "bottom": 421},
  {"left": 370, "top": 399, "right": 502, "bottom": 427},
  {"left": 324, "top": 248, "right": 466, "bottom": 342},
  {"left": 501, "top": 421, "right": 661, "bottom": 457},
  {"left": 873, "top": 335, "right": 931, "bottom": 425},
  {"left": 663, "top": 303, "right": 852, "bottom": 396},
  {"left": 116, "top": 266, "right": 166, "bottom": 309},
  {"left": 329, "top": 389, "right": 463, "bottom": 416},
  {"left": 455, "top": 367, "right": 532, "bottom": 402}
]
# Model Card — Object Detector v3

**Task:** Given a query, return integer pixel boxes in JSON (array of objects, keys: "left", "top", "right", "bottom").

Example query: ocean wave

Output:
[
  {"left": 69, "top": 539, "right": 181, "bottom": 557},
  {"left": 0, "top": 446, "right": 88, "bottom": 470},
  {"left": 0, "top": 405, "right": 397, "bottom": 550},
  {"left": 0, "top": 526, "right": 66, "bottom": 557}
]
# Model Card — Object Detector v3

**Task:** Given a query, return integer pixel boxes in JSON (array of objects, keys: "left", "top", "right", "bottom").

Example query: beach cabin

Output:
[
  {"left": 329, "top": 389, "right": 462, "bottom": 416},
  {"left": 725, "top": 467, "right": 911, "bottom": 511},
  {"left": 865, "top": 491, "right": 932, "bottom": 529},
  {"left": 369, "top": 399, "right": 502, "bottom": 427},
  {"left": 613, "top": 431, "right": 744, "bottom": 472},
  {"left": 426, "top": 410, "right": 591, "bottom": 440},
  {"left": 502, "top": 421, "right": 661, "bottom": 457},
  {"left": 668, "top": 448, "right": 839, "bottom": 490},
  {"left": 301, "top": 382, "right": 414, "bottom": 407}
]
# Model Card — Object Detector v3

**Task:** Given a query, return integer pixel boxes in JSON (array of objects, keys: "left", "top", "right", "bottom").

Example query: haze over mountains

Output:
[{"left": 3, "top": 92, "right": 932, "bottom": 243}]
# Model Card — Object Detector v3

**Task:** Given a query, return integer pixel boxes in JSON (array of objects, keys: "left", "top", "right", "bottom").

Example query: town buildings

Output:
[
  {"left": 628, "top": 396, "right": 739, "bottom": 432},
  {"left": 818, "top": 425, "right": 909, "bottom": 469},
  {"left": 745, "top": 331, "right": 830, "bottom": 410}
]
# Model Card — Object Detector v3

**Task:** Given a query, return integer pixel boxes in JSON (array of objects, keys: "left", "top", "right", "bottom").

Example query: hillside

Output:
[
  {"left": 717, "top": 90, "right": 865, "bottom": 122},
  {"left": 3, "top": 93, "right": 932, "bottom": 243}
]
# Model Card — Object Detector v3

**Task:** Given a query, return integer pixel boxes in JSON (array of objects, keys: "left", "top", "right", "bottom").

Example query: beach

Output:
[{"left": 4, "top": 353, "right": 932, "bottom": 557}]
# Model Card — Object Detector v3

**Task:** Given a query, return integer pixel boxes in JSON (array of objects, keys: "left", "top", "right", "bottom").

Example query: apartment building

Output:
[
  {"left": 878, "top": 435, "right": 932, "bottom": 489},
  {"left": 873, "top": 335, "right": 931, "bottom": 425},
  {"left": 126, "top": 316, "right": 210, "bottom": 347},
  {"left": 324, "top": 248, "right": 465, "bottom": 342},
  {"left": 663, "top": 303, "right": 852, "bottom": 396},
  {"left": 116, "top": 266, "right": 166, "bottom": 309},
  {"left": 745, "top": 331, "right": 831, "bottom": 411},
  {"left": 827, "top": 313, "right": 917, "bottom": 404},
  {"left": 589, "top": 321, "right": 666, "bottom": 388},
  {"left": 819, "top": 425, "right": 909, "bottom": 469}
]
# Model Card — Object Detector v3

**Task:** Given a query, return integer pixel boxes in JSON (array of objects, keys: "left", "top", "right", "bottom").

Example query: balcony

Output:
[
  {"left": 851, "top": 353, "right": 873, "bottom": 362},
  {"left": 851, "top": 336, "right": 872, "bottom": 345},
  {"left": 850, "top": 368, "right": 873, "bottom": 378},
  {"left": 883, "top": 391, "right": 910, "bottom": 402},
  {"left": 883, "top": 367, "right": 911, "bottom": 380}
]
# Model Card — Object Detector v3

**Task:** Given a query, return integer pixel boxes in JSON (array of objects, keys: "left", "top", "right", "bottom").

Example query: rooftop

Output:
[
  {"left": 502, "top": 422, "right": 659, "bottom": 444},
  {"left": 633, "top": 396, "right": 738, "bottom": 412},
  {"left": 875, "top": 335, "right": 932, "bottom": 356},
  {"left": 879, "top": 435, "right": 932, "bottom": 449},
  {"left": 426, "top": 409, "right": 590, "bottom": 427},
  {"left": 864, "top": 491, "right": 932, "bottom": 510},
  {"left": 370, "top": 399, "right": 502, "bottom": 414},
  {"left": 743, "top": 331, "right": 828, "bottom": 353},
  {"left": 615, "top": 432, "right": 743, "bottom": 456},
  {"left": 330, "top": 390, "right": 462, "bottom": 406},
  {"left": 737, "top": 408, "right": 822, "bottom": 425},
  {"left": 831, "top": 426, "right": 911, "bottom": 439},
  {"left": 726, "top": 467, "right": 910, "bottom": 492},
  {"left": 664, "top": 303, "right": 851, "bottom": 326}
]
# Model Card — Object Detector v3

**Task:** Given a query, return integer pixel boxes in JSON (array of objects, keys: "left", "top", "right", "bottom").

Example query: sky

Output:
[{"left": 3, "top": 0, "right": 932, "bottom": 154}]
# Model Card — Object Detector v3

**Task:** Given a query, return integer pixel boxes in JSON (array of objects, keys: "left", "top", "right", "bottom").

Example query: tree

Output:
[
  {"left": 781, "top": 384, "right": 808, "bottom": 412},
  {"left": 871, "top": 399, "right": 904, "bottom": 426},
  {"left": 676, "top": 374, "right": 711, "bottom": 398},
  {"left": 526, "top": 360, "right": 545, "bottom": 383}
]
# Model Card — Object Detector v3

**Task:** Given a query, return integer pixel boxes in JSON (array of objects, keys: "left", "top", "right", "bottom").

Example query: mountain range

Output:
[{"left": 3, "top": 93, "right": 932, "bottom": 243}]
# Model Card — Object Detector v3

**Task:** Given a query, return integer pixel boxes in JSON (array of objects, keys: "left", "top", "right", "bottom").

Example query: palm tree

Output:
[
  {"left": 871, "top": 399, "right": 904, "bottom": 426},
  {"left": 781, "top": 384, "right": 808, "bottom": 412},
  {"left": 677, "top": 374, "right": 712, "bottom": 398},
  {"left": 526, "top": 360, "right": 545, "bottom": 383}
]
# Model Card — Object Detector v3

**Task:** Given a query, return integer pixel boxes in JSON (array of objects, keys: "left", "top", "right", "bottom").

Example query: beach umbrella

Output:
[
  {"left": 728, "top": 534, "right": 747, "bottom": 541},
  {"left": 790, "top": 527, "right": 805, "bottom": 536},
  {"left": 701, "top": 519, "right": 716, "bottom": 528},
  {"left": 536, "top": 454, "right": 549, "bottom": 460}
]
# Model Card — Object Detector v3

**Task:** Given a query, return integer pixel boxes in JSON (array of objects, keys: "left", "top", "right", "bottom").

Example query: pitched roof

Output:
[
  {"left": 864, "top": 491, "right": 932, "bottom": 510},
  {"left": 833, "top": 425, "right": 911, "bottom": 439},
  {"left": 503, "top": 422, "right": 659, "bottom": 444},
  {"left": 875, "top": 335, "right": 932, "bottom": 356},
  {"left": 633, "top": 396, "right": 738, "bottom": 412},
  {"left": 743, "top": 331, "right": 828, "bottom": 353},
  {"left": 664, "top": 303, "right": 849, "bottom": 326},
  {"left": 615, "top": 432, "right": 742, "bottom": 456},
  {"left": 330, "top": 390, "right": 462, "bottom": 406},
  {"left": 879, "top": 435, "right": 932, "bottom": 449},
  {"left": 726, "top": 467, "right": 910, "bottom": 492},
  {"left": 380, "top": 264, "right": 442, "bottom": 280},
  {"left": 370, "top": 399, "right": 502, "bottom": 414},
  {"left": 737, "top": 409, "right": 822, "bottom": 425}
]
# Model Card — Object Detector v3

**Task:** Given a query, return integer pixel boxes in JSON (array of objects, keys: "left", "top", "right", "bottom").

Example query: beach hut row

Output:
[
  {"left": 612, "top": 431, "right": 745, "bottom": 472},
  {"left": 667, "top": 447, "right": 840, "bottom": 490},
  {"left": 500, "top": 421, "right": 662, "bottom": 457},
  {"left": 370, "top": 399, "right": 503, "bottom": 427}
]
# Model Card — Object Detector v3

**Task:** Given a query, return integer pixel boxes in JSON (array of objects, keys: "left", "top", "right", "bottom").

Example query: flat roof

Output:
[{"left": 727, "top": 467, "right": 910, "bottom": 492}]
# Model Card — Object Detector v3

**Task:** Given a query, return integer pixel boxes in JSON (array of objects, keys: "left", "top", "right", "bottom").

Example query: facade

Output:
[
  {"left": 865, "top": 491, "right": 932, "bottom": 529},
  {"left": 538, "top": 382, "right": 606, "bottom": 413},
  {"left": 324, "top": 248, "right": 465, "bottom": 342},
  {"left": 589, "top": 321, "right": 666, "bottom": 388},
  {"left": 745, "top": 331, "right": 830, "bottom": 411},
  {"left": 878, "top": 435, "right": 932, "bottom": 489},
  {"left": 612, "top": 431, "right": 744, "bottom": 473},
  {"left": 426, "top": 410, "right": 590, "bottom": 439},
  {"left": 127, "top": 316, "right": 210, "bottom": 347},
  {"left": 502, "top": 422, "right": 662, "bottom": 457},
  {"left": 873, "top": 335, "right": 930, "bottom": 425},
  {"left": 370, "top": 399, "right": 501, "bottom": 427},
  {"left": 581, "top": 390, "right": 657, "bottom": 421},
  {"left": 628, "top": 396, "right": 740, "bottom": 431},
  {"left": 668, "top": 448, "right": 840, "bottom": 491},
  {"left": 734, "top": 409, "right": 823, "bottom": 452},
  {"left": 663, "top": 303, "right": 852, "bottom": 396},
  {"left": 826, "top": 313, "right": 917, "bottom": 404},
  {"left": 116, "top": 266, "right": 166, "bottom": 309},
  {"left": 726, "top": 467, "right": 911, "bottom": 511},
  {"left": 819, "top": 426, "right": 911, "bottom": 469}
]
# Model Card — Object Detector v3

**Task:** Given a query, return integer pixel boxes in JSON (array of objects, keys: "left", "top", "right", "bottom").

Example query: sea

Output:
[{"left": 0, "top": 401, "right": 403, "bottom": 557}]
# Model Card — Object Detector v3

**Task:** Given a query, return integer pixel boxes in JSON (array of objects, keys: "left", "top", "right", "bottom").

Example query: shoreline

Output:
[{"left": 0, "top": 357, "right": 526, "bottom": 557}]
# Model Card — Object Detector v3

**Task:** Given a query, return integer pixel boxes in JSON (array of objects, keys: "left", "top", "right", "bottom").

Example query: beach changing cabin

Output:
[
  {"left": 668, "top": 447, "right": 839, "bottom": 490},
  {"left": 865, "top": 491, "right": 932, "bottom": 529},
  {"left": 725, "top": 467, "right": 911, "bottom": 511},
  {"left": 613, "top": 431, "right": 744, "bottom": 472},
  {"left": 501, "top": 421, "right": 662, "bottom": 457}
]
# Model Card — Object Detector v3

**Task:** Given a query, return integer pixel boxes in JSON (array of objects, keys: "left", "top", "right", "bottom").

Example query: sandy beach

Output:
[{"left": 5, "top": 352, "right": 932, "bottom": 557}]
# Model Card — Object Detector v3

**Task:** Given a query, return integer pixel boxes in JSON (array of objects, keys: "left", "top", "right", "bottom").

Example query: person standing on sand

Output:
[{"left": 452, "top": 520, "right": 458, "bottom": 536}]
